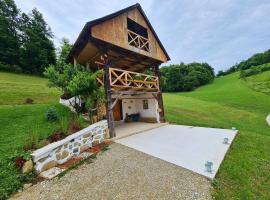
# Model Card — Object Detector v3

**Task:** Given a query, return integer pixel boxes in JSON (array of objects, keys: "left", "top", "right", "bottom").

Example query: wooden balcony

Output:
[
  {"left": 96, "top": 68, "right": 159, "bottom": 92},
  {"left": 127, "top": 30, "right": 149, "bottom": 52}
]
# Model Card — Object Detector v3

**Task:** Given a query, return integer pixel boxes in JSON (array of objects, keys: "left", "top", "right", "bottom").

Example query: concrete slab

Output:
[
  {"left": 114, "top": 122, "right": 168, "bottom": 140},
  {"left": 116, "top": 124, "right": 237, "bottom": 179}
]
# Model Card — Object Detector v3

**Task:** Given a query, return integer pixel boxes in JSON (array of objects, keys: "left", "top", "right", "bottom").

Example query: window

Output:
[
  {"left": 142, "top": 99, "right": 148, "bottom": 110},
  {"left": 127, "top": 18, "right": 149, "bottom": 52}
]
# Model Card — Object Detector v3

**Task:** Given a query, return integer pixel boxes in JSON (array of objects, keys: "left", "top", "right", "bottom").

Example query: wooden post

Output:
[
  {"left": 104, "top": 61, "right": 116, "bottom": 138},
  {"left": 154, "top": 65, "right": 166, "bottom": 123}
]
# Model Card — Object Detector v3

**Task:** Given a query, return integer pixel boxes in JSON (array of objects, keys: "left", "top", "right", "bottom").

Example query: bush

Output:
[
  {"left": 24, "top": 98, "right": 34, "bottom": 104},
  {"left": 45, "top": 107, "right": 58, "bottom": 122},
  {"left": 240, "top": 63, "right": 270, "bottom": 78},
  {"left": 23, "top": 128, "right": 40, "bottom": 150}
]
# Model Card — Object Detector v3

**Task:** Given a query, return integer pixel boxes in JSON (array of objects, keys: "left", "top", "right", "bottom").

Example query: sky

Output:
[{"left": 15, "top": 0, "right": 270, "bottom": 72}]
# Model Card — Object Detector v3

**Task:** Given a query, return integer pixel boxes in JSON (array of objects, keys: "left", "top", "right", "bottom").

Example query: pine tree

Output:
[{"left": 0, "top": 0, "right": 20, "bottom": 70}]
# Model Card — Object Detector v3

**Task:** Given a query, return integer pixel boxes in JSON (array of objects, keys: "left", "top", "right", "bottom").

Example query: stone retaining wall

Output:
[{"left": 32, "top": 120, "right": 108, "bottom": 173}]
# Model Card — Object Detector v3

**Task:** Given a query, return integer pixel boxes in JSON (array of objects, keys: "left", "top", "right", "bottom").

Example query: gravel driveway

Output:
[{"left": 11, "top": 143, "right": 211, "bottom": 200}]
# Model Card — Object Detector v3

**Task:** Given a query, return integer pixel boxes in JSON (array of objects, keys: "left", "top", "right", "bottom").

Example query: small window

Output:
[
  {"left": 127, "top": 18, "right": 149, "bottom": 52},
  {"left": 142, "top": 99, "right": 148, "bottom": 110}
]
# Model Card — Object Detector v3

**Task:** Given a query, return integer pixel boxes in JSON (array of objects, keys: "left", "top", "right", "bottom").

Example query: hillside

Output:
[
  {"left": 164, "top": 72, "right": 270, "bottom": 199},
  {"left": 244, "top": 71, "right": 270, "bottom": 95},
  {"left": 0, "top": 72, "right": 71, "bottom": 199}
]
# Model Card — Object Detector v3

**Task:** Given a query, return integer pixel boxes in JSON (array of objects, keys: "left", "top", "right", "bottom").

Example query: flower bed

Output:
[{"left": 32, "top": 120, "right": 108, "bottom": 173}]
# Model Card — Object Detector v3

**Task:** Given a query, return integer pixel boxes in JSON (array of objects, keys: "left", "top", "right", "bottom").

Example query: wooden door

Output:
[{"left": 113, "top": 99, "right": 122, "bottom": 121}]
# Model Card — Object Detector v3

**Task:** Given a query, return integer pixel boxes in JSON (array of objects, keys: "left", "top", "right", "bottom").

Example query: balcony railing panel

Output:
[{"left": 96, "top": 68, "right": 159, "bottom": 92}]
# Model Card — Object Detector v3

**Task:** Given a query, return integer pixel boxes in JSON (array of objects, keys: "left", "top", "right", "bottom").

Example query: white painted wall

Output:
[{"left": 111, "top": 94, "right": 160, "bottom": 122}]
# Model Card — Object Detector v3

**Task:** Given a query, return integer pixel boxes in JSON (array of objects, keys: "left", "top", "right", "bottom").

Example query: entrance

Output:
[{"left": 112, "top": 99, "right": 123, "bottom": 121}]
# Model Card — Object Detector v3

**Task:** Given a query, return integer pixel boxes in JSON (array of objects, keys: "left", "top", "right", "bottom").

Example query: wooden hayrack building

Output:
[{"left": 67, "top": 3, "right": 170, "bottom": 138}]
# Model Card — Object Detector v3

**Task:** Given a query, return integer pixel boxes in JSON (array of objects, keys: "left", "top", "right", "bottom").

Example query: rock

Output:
[
  {"left": 39, "top": 167, "right": 64, "bottom": 179},
  {"left": 56, "top": 150, "right": 69, "bottom": 160},
  {"left": 23, "top": 183, "right": 32, "bottom": 190},
  {"left": 22, "top": 160, "right": 33, "bottom": 174},
  {"left": 41, "top": 160, "right": 58, "bottom": 172}
]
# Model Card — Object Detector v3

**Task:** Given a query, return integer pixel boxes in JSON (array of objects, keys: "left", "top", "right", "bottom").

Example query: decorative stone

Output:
[
  {"left": 64, "top": 144, "right": 68, "bottom": 148},
  {"left": 73, "top": 148, "right": 79, "bottom": 153},
  {"left": 22, "top": 160, "right": 33, "bottom": 174},
  {"left": 41, "top": 160, "right": 58, "bottom": 172},
  {"left": 69, "top": 145, "right": 72, "bottom": 150},
  {"left": 74, "top": 142, "right": 81, "bottom": 147},
  {"left": 38, "top": 156, "right": 48, "bottom": 163},
  {"left": 83, "top": 133, "right": 91, "bottom": 138},
  {"left": 92, "top": 140, "right": 100, "bottom": 146},
  {"left": 56, "top": 150, "right": 69, "bottom": 160},
  {"left": 55, "top": 146, "right": 62, "bottom": 153}
]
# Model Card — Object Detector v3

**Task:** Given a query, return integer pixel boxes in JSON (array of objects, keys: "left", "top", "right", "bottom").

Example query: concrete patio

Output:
[
  {"left": 116, "top": 124, "right": 238, "bottom": 179},
  {"left": 114, "top": 122, "right": 167, "bottom": 140}
]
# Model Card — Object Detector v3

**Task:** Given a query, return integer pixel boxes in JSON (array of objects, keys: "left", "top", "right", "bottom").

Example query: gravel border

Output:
[{"left": 11, "top": 143, "right": 212, "bottom": 200}]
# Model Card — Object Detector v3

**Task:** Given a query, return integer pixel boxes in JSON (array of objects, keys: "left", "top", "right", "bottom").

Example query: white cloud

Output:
[{"left": 14, "top": 0, "right": 270, "bottom": 72}]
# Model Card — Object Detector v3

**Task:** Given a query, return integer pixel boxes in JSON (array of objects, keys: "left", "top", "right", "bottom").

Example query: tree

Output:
[
  {"left": 160, "top": 62, "right": 215, "bottom": 92},
  {"left": 44, "top": 63, "right": 104, "bottom": 115},
  {"left": 0, "top": 0, "right": 20, "bottom": 70},
  {"left": 20, "top": 8, "right": 56, "bottom": 74},
  {"left": 57, "top": 38, "right": 73, "bottom": 67}
]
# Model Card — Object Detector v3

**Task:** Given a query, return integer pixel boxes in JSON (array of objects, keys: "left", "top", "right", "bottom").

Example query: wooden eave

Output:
[{"left": 67, "top": 3, "right": 170, "bottom": 65}]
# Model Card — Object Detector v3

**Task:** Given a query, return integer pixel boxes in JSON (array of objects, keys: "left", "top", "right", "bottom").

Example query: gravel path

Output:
[{"left": 11, "top": 143, "right": 212, "bottom": 200}]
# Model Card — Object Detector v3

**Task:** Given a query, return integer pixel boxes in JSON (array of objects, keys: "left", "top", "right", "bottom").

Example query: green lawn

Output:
[
  {"left": 244, "top": 71, "right": 270, "bottom": 95},
  {"left": 164, "top": 72, "right": 270, "bottom": 199},
  {"left": 0, "top": 72, "right": 72, "bottom": 199},
  {"left": 1, "top": 71, "right": 270, "bottom": 199}
]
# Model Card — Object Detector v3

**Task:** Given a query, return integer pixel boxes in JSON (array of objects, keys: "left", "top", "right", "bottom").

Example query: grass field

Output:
[
  {"left": 164, "top": 72, "right": 270, "bottom": 199},
  {"left": 244, "top": 71, "right": 270, "bottom": 95},
  {"left": 0, "top": 72, "right": 72, "bottom": 199},
  {"left": 0, "top": 71, "right": 270, "bottom": 199}
]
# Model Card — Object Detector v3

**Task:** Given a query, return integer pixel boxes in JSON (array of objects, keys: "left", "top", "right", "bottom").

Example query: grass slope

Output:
[
  {"left": 0, "top": 72, "right": 71, "bottom": 199},
  {"left": 243, "top": 71, "right": 270, "bottom": 95},
  {"left": 164, "top": 72, "right": 270, "bottom": 199}
]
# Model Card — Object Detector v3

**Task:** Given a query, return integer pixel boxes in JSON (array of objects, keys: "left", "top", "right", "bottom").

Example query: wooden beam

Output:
[
  {"left": 104, "top": 59, "right": 116, "bottom": 138},
  {"left": 154, "top": 65, "right": 165, "bottom": 123},
  {"left": 110, "top": 92, "right": 123, "bottom": 110}
]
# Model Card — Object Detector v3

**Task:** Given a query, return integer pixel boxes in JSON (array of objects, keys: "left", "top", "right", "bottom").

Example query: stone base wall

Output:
[{"left": 32, "top": 120, "right": 108, "bottom": 173}]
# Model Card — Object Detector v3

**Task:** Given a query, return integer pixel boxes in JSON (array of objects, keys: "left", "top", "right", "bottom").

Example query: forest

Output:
[
  {"left": 217, "top": 48, "right": 270, "bottom": 77},
  {"left": 160, "top": 63, "right": 215, "bottom": 92},
  {"left": 0, "top": 0, "right": 55, "bottom": 75}
]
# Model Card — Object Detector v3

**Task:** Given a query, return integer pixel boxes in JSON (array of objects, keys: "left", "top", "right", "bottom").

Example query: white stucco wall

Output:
[{"left": 112, "top": 94, "right": 160, "bottom": 122}]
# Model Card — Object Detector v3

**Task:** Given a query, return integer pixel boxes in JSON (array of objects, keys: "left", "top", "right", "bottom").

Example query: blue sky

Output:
[{"left": 15, "top": 0, "right": 270, "bottom": 72}]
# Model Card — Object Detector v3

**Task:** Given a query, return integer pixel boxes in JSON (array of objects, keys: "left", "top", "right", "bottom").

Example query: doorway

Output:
[{"left": 113, "top": 99, "right": 123, "bottom": 121}]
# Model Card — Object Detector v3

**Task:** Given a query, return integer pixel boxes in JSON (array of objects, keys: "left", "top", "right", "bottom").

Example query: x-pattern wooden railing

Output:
[
  {"left": 96, "top": 68, "right": 159, "bottom": 91},
  {"left": 128, "top": 30, "right": 149, "bottom": 52}
]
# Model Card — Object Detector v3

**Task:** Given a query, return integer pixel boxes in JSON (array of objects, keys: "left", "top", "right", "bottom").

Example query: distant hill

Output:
[{"left": 217, "top": 48, "right": 270, "bottom": 76}]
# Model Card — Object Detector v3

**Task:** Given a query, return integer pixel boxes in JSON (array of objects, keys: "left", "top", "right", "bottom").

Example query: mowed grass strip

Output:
[{"left": 164, "top": 72, "right": 270, "bottom": 199}]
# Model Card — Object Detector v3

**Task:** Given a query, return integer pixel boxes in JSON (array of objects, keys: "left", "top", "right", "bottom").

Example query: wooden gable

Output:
[{"left": 91, "top": 8, "right": 168, "bottom": 62}]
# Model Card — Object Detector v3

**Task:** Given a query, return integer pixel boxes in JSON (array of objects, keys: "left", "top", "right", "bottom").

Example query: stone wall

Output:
[{"left": 32, "top": 120, "right": 108, "bottom": 173}]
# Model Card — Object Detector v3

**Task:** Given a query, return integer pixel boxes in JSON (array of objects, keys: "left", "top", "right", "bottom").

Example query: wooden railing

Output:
[
  {"left": 127, "top": 30, "right": 149, "bottom": 52},
  {"left": 96, "top": 68, "right": 159, "bottom": 91}
]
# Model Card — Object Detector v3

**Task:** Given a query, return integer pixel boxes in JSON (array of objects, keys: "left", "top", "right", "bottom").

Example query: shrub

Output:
[
  {"left": 23, "top": 128, "right": 40, "bottom": 150},
  {"left": 45, "top": 107, "right": 58, "bottom": 122},
  {"left": 48, "top": 131, "right": 64, "bottom": 143},
  {"left": 24, "top": 98, "right": 34, "bottom": 104}
]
